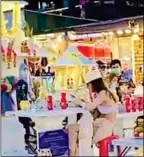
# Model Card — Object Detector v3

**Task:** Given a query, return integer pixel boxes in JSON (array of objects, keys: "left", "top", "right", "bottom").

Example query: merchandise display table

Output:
[
  {"left": 5, "top": 107, "right": 86, "bottom": 156},
  {"left": 6, "top": 107, "right": 86, "bottom": 130},
  {"left": 112, "top": 137, "right": 143, "bottom": 156}
]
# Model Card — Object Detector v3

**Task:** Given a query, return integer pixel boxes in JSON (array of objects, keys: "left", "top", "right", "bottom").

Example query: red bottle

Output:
[
  {"left": 60, "top": 92, "right": 68, "bottom": 109},
  {"left": 131, "top": 98, "right": 137, "bottom": 112},
  {"left": 137, "top": 97, "right": 143, "bottom": 111},
  {"left": 124, "top": 95, "right": 131, "bottom": 112},
  {"left": 47, "top": 95, "right": 54, "bottom": 110}
]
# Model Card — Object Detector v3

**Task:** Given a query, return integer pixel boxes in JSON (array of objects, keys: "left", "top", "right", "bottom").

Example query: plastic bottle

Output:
[
  {"left": 124, "top": 94, "right": 131, "bottom": 112},
  {"left": 60, "top": 92, "right": 68, "bottom": 109},
  {"left": 131, "top": 97, "right": 137, "bottom": 112},
  {"left": 47, "top": 95, "right": 54, "bottom": 110},
  {"left": 137, "top": 97, "right": 143, "bottom": 111}
]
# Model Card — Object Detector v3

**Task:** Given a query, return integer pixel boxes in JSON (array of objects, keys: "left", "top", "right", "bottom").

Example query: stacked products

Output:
[{"left": 134, "top": 115, "right": 144, "bottom": 138}]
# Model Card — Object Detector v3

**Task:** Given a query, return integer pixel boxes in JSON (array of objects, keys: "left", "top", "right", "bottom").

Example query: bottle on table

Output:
[
  {"left": 124, "top": 94, "right": 131, "bottom": 112},
  {"left": 60, "top": 92, "right": 68, "bottom": 109},
  {"left": 47, "top": 95, "right": 54, "bottom": 110},
  {"left": 137, "top": 97, "right": 143, "bottom": 111},
  {"left": 131, "top": 97, "right": 137, "bottom": 112}
]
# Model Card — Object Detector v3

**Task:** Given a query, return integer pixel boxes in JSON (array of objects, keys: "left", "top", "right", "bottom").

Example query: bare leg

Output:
[
  {"left": 93, "top": 118, "right": 113, "bottom": 144},
  {"left": 67, "top": 124, "right": 80, "bottom": 156}
]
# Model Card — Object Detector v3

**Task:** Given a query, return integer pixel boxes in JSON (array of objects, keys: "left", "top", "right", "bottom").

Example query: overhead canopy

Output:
[
  {"left": 73, "top": 16, "right": 143, "bottom": 34},
  {"left": 24, "top": 10, "right": 97, "bottom": 35}
]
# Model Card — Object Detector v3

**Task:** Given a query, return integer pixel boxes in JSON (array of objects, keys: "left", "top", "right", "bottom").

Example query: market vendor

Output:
[{"left": 68, "top": 69, "right": 119, "bottom": 156}]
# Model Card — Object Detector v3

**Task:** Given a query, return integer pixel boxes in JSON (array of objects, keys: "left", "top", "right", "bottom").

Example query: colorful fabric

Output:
[
  {"left": 1, "top": 76, "right": 16, "bottom": 115},
  {"left": 1, "top": 92, "right": 14, "bottom": 115}
]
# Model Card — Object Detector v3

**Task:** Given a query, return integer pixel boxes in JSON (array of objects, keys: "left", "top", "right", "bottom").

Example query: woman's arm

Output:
[{"left": 84, "top": 90, "right": 106, "bottom": 111}]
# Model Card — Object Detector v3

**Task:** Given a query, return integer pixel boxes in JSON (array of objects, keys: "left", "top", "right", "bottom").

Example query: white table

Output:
[
  {"left": 114, "top": 111, "right": 143, "bottom": 137},
  {"left": 6, "top": 107, "right": 85, "bottom": 118},
  {"left": 117, "top": 111, "right": 143, "bottom": 120},
  {"left": 112, "top": 137, "right": 143, "bottom": 156},
  {"left": 6, "top": 107, "right": 86, "bottom": 130},
  {"left": 5, "top": 107, "right": 86, "bottom": 156},
  {"left": 5, "top": 108, "right": 143, "bottom": 156}
]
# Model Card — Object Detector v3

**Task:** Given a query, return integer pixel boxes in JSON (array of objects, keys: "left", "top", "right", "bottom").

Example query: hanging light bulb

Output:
[
  {"left": 132, "top": 34, "right": 140, "bottom": 40},
  {"left": 125, "top": 29, "right": 131, "bottom": 34},
  {"left": 133, "top": 28, "right": 139, "bottom": 33},
  {"left": 108, "top": 32, "right": 114, "bottom": 36},
  {"left": 117, "top": 30, "right": 123, "bottom": 35}
]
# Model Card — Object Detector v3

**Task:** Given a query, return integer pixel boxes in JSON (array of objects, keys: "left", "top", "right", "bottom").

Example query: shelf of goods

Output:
[{"left": 133, "top": 37, "right": 143, "bottom": 84}]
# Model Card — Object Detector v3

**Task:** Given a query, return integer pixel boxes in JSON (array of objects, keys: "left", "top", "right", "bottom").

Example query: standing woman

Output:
[{"left": 68, "top": 69, "right": 119, "bottom": 156}]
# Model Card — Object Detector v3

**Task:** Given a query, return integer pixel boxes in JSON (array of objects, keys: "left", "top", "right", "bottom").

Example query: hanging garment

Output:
[
  {"left": 16, "top": 79, "right": 37, "bottom": 154},
  {"left": 19, "top": 62, "right": 33, "bottom": 94},
  {"left": 16, "top": 79, "right": 28, "bottom": 108}
]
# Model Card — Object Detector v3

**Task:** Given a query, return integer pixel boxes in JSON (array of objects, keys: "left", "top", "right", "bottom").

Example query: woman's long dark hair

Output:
[
  {"left": 90, "top": 78, "right": 117, "bottom": 102},
  {"left": 41, "top": 57, "right": 48, "bottom": 67}
]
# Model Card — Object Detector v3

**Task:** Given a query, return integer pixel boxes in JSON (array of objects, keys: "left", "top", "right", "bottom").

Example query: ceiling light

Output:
[
  {"left": 134, "top": 28, "right": 139, "bottom": 33},
  {"left": 117, "top": 30, "right": 123, "bottom": 35},
  {"left": 132, "top": 34, "right": 140, "bottom": 40},
  {"left": 108, "top": 32, "right": 114, "bottom": 35},
  {"left": 125, "top": 29, "right": 131, "bottom": 34}
]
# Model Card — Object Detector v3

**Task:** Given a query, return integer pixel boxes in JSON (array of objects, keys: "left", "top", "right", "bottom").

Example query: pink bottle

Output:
[
  {"left": 137, "top": 97, "right": 143, "bottom": 111},
  {"left": 60, "top": 92, "right": 68, "bottom": 109},
  {"left": 124, "top": 95, "right": 131, "bottom": 112},
  {"left": 47, "top": 95, "right": 54, "bottom": 110}
]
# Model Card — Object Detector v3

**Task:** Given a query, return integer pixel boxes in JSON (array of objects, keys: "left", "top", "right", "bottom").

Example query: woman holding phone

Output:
[{"left": 68, "top": 69, "right": 119, "bottom": 156}]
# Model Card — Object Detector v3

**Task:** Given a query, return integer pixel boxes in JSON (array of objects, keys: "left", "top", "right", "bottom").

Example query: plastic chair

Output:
[{"left": 98, "top": 135, "right": 119, "bottom": 156}]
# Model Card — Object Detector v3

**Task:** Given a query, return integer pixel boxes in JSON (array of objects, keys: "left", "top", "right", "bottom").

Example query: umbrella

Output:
[
  {"left": 54, "top": 53, "right": 82, "bottom": 66},
  {"left": 55, "top": 45, "right": 96, "bottom": 66},
  {"left": 77, "top": 43, "right": 112, "bottom": 59}
]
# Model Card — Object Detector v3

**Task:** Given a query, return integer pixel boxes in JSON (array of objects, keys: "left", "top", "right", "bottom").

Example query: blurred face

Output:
[
  {"left": 111, "top": 76, "right": 118, "bottom": 84},
  {"left": 111, "top": 63, "right": 121, "bottom": 75},
  {"left": 110, "top": 77, "right": 118, "bottom": 88},
  {"left": 123, "top": 62, "right": 129, "bottom": 71}
]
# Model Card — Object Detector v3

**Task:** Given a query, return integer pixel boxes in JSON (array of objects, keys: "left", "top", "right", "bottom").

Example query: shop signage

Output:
[{"left": 38, "top": 129, "right": 69, "bottom": 156}]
